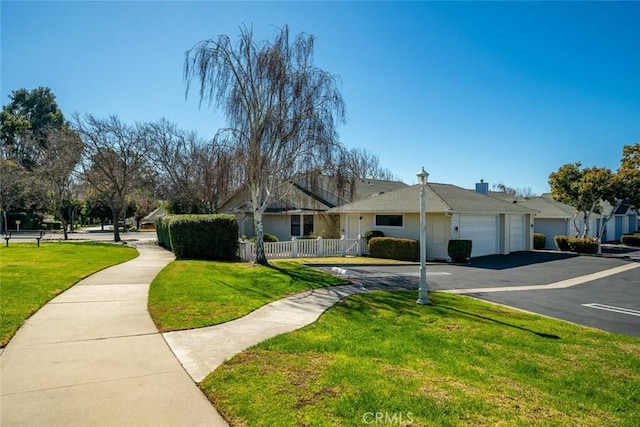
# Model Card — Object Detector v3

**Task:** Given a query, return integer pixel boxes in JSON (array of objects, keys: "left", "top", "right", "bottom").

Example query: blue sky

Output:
[{"left": 2, "top": 1, "right": 639, "bottom": 195}]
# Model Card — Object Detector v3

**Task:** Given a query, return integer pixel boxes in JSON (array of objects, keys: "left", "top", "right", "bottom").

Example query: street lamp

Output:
[{"left": 416, "top": 167, "right": 431, "bottom": 305}]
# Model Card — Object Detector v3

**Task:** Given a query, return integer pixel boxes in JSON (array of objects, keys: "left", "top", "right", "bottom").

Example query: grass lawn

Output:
[
  {"left": 202, "top": 291, "right": 640, "bottom": 426},
  {"left": 0, "top": 242, "right": 138, "bottom": 347},
  {"left": 148, "top": 260, "right": 347, "bottom": 332}
]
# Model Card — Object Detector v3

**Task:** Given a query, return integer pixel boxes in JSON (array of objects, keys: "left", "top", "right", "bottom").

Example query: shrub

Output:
[
  {"left": 554, "top": 235, "right": 571, "bottom": 251},
  {"left": 567, "top": 237, "right": 599, "bottom": 254},
  {"left": 7, "top": 212, "right": 41, "bottom": 230},
  {"left": 249, "top": 233, "right": 279, "bottom": 243},
  {"left": 369, "top": 237, "right": 419, "bottom": 262},
  {"left": 533, "top": 233, "right": 546, "bottom": 250},
  {"left": 156, "top": 217, "right": 171, "bottom": 249},
  {"left": 166, "top": 214, "right": 239, "bottom": 260},
  {"left": 264, "top": 233, "right": 279, "bottom": 242},
  {"left": 621, "top": 234, "right": 640, "bottom": 247},
  {"left": 448, "top": 240, "right": 472, "bottom": 263},
  {"left": 42, "top": 221, "right": 62, "bottom": 231},
  {"left": 364, "top": 230, "right": 384, "bottom": 242}
]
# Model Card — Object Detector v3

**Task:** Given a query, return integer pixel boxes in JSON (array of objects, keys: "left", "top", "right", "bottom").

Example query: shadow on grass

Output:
[
  {"left": 441, "top": 305, "right": 561, "bottom": 340},
  {"left": 269, "top": 263, "right": 349, "bottom": 290}
]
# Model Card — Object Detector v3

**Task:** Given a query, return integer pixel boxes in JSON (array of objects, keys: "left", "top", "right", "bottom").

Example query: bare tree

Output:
[
  {"left": 146, "top": 119, "right": 238, "bottom": 213},
  {"left": 74, "top": 114, "right": 148, "bottom": 242},
  {"left": 35, "top": 128, "right": 83, "bottom": 239},
  {"left": 338, "top": 146, "right": 399, "bottom": 181},
  {"left": 185, "top": 25, "right": 346, "bottom": 265}
]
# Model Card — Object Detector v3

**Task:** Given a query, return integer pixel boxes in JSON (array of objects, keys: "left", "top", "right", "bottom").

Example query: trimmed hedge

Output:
[
  {"left": 621, "top": 234, "right": 640, "bottom": 247},
  {"left": 156, "top": 214, "right": 239, "bottom": 260},
  {"left": 156, "top": 217, "right": 171, "bottom": 249},
  {"left": 448, "top": 240, "right": 472, "bottom": 263},
  {"left": 7, "top": 212, "right": 41, "bottom": 230},
  {"left": 369, "top": 237, "right": 419, "bottom": 262},
  {"left": 364, "top": 230, "right": 384, "bottom": 242},
  {"left": 533, "top": 233, "right": 546, "bottom": 250},
  {"left": 554, "top": 235, "right": 571, "bottom": 252},
  {"left": 568, "top": 237, "right": 599, "bottom": 254}
]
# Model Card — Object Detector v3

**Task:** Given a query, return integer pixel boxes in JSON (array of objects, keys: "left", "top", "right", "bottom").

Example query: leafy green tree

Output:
[
  {"left": 549, "top": 144, "right": 639, "bottom": 249},
  {"left": 0, "top": 87, "right": 66, "bottom": 169},
  {"left": 619, "top": 143, "right": 640, "bottom": 209},
  {"left": 184, "top": 25, "right": 346, "bottom": 265}
]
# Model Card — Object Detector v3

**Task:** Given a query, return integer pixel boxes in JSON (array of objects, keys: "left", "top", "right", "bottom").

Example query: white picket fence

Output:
[{"left": 239, "top": 236, "right": 368, "bottom": 261}]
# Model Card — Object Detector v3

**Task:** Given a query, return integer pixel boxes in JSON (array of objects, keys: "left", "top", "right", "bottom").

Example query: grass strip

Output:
[
  {"left": 148, "top": 260, "right": 347, "bottom": 332},
  {"left": 0, "top": 242, "right": 138, "bottom": 346},
  {"left": 202, "top": 291, "right": 640, "bottom": 426}
]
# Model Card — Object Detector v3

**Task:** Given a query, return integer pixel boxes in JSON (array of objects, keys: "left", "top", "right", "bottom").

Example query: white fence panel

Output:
[{"left": 239, "top": 236, "right": 367, "bottom": 261}]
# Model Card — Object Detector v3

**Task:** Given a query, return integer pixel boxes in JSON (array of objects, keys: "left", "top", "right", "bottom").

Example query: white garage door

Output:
[
  {"left": 510, "top": 215, "right": 526, "bottom": 252},
  {"left": 459, "top": 215, "right": 498, "bottom": 257},
  {"left": 534, "top": 219, "right": 567, "bottom": 249}
]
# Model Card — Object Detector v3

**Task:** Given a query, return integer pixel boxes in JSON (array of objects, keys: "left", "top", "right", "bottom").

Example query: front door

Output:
[{"left": 347, "top": 214, "right": 360, "bottom": 239}]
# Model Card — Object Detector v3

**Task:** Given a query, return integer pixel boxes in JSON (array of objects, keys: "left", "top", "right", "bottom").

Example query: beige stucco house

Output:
[
  {"left": 328, "top": 183, "right": 537, "bottom": 260},
  {"left": 218, "top": 177, "right": 408, "bottom": 241}
]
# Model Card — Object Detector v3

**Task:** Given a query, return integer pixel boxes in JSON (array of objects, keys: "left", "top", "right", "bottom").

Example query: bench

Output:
[{"left": 3, "top": 230, "right": 46, "bottom": 247}]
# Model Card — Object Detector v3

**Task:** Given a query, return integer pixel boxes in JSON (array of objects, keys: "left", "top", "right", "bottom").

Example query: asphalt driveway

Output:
[{"left": 315, "top": 251, "right": 640, "bottom": 337}]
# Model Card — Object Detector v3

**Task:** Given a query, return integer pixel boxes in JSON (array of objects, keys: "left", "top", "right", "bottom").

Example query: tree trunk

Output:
[
  {"left": 253, "top": 210, "right": 269, "bottom": 266},
  {"left": 582, "top": 211, "right": 590, "bottom": 238},
  {"left": 111, "top": 207, "right": 121, "bottom": 242}
]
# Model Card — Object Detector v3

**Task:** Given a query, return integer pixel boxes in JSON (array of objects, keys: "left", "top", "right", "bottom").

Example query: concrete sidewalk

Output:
[
  {"left": 0, "top": 244, "right": 227, "bottom": 426},
  {"left": 164, "top": 284, "right": 369, "bottom": 382}
]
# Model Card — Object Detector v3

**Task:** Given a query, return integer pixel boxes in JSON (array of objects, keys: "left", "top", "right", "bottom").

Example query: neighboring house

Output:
[
  {"left": 327, "top": 182, "right": 536, "bottom": 260},
  {"left": 140, "top": 207, "right": 166, "bottom": 229},
  {"left": 516, "top": 197, "right": 576, "bottom": 249},
  {"left": 597, "top": 200, "right": 639, "bottom": 242},
  {"left": 495, "top": 193, "right": 639, "bottom": 245},
  {"left": 218, "top": 177, "right": 408, "bottom": 241},
  {"left": 490, "top": 193, "right": 579, "bottom": 249}
]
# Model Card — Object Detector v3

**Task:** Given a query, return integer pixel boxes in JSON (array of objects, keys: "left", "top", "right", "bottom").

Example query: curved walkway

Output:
[{"left": 0, "top": 244, "right": 226, "bottom": 426}]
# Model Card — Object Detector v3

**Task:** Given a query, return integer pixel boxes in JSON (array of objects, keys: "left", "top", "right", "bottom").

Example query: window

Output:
[
  {"left": 291, "top": 215, "right": 301, "bottom": 236},
  {"left": 303, "top": 215, "right": 314, "bottom": 236},
  {"left": 291, "top": 215, "right": 314, "bottom": 236},
  {"left": 375, "top": 214, "right": 403, "bottom": 227}
]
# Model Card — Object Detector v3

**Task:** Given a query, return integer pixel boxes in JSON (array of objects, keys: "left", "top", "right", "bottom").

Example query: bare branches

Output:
[
  {"left": 185, "top": 25, "right": 346, "bottom": 264},
  {"left": 73, "top": 114, "right": 149, "bottom": 242}
]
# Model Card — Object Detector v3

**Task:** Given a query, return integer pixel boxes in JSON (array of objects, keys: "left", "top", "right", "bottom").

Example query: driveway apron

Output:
[{"left": 0, "top": 244, "right": 227, "bottom": 427}]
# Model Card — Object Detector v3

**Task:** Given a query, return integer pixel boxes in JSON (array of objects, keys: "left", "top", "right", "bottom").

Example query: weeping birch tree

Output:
[{"left": 185, "top": 25, "right": 346, "bottom": 265}]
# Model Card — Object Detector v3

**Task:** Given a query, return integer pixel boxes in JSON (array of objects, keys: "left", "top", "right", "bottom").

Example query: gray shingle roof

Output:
[
  {"left": 328, "top": 183, "right": 536, "bottom": 214},
  {"left": 515, "top": 197, "right": 576, "bottom": 218}
]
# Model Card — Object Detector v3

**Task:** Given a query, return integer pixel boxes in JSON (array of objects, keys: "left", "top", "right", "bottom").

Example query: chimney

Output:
[{"left": 475, "top": 179, "right": 489, "bottom": 195}]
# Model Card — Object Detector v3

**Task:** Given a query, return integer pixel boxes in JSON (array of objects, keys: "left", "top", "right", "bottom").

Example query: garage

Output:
[
  {"left": 534, "top": 218, "right": 568, "bottom": 249},
  {"left": 510, "top": 215, "right": 526, "bottom": 252},
  {"left": 460, "top": 215, "right": 498, "bottom": 257}
]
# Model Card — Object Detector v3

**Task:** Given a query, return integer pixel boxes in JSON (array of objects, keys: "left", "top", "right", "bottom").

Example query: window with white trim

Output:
[{"left": 375, "top": 214, "right": 403, "bottom": 227}]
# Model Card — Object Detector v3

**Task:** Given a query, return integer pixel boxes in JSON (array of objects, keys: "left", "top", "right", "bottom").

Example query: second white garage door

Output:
[
  {"left": 459, "top": 215, "right": 498, "bottom": 257},
  {"left": 510, "top": 215, "right": 526, "bottom": 252}
]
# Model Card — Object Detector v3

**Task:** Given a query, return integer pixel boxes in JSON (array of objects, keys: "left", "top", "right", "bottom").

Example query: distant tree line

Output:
[{"left": 0, "top": 85, "right": 396, "bottom": 242}]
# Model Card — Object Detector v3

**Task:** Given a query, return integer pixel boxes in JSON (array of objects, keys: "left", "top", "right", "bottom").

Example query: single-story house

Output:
[
  {"left": 327, "top": 182, "right": 537, "bottom": 260},
  {"left": 596, "top": 200, "right": 638, "bottom": 242},
  {"left": 489, "top": 193, "right": 581, "bottom": 249},
  {"left": 514, "top": 197, "right": 576, "bottom": 249},
  {"left": 218, "top": 177, "right": 408, "bottom": 241}
]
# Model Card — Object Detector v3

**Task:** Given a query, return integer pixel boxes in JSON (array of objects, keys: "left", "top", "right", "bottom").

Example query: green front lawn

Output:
[
  {"left": 0, "top": 242, "right": 138, "bottom": 346},
  {"left": 148, "top": 260, "right": 347, "bottom": 332},
  {"left": 202, "top": 291, "right": 640, "bottom": 426}
]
